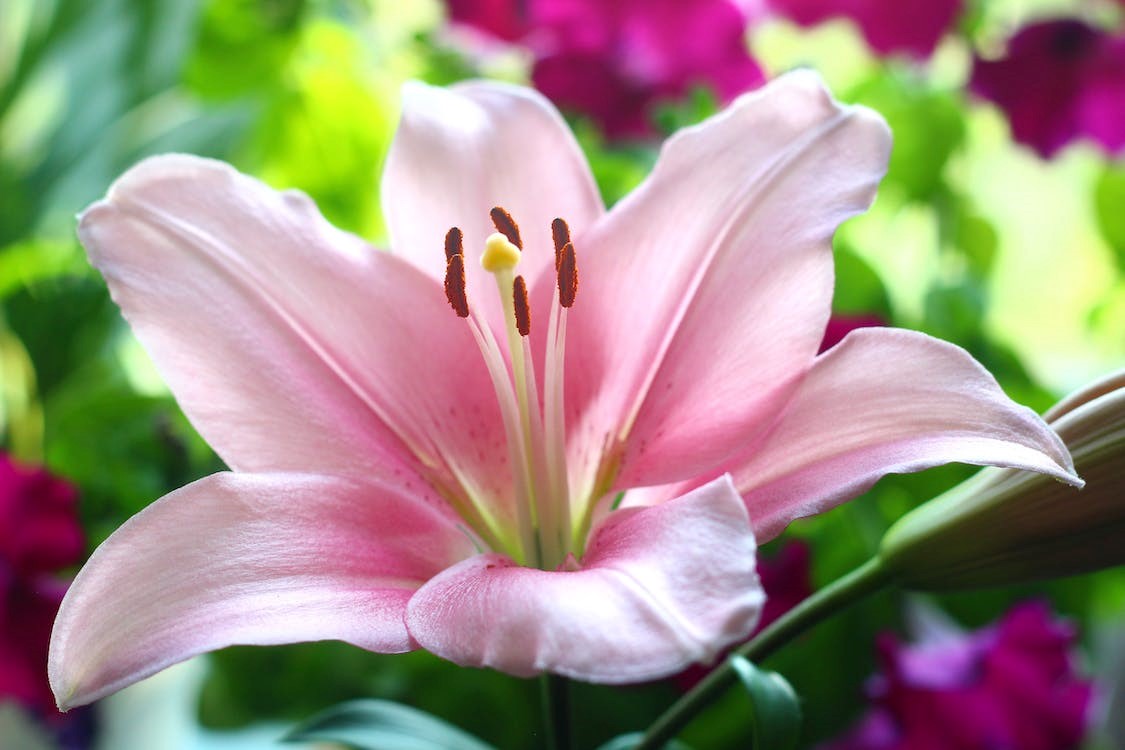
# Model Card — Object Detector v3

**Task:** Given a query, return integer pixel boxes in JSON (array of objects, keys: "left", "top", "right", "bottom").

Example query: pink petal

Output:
[
  {"left": 49, "top": 472, "right": 477, "bottom": 709},
  {"left": 405, "top": 475, "right": 763, "bottom": 683},
  {"left": 382, "top": 80, "right": 604, "bottom": 332},
  {"left": 561, "top": 71, "right": 891, "bottom": 497},
  {"left": 79, "top": 156, "right": 519, "bottom": 530},
  {"left": 732, "top": 328, "right": 1081, "bottom": 541}
]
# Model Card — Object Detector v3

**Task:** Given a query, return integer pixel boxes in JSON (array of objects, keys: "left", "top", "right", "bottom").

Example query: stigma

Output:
[{"left": 481, "top": 233, "right": 521, "bottom": 273}]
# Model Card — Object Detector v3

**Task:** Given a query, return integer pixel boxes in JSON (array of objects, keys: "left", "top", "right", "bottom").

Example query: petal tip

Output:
[{"left": 103, "top": 153, "right": 233, "bottom": 205}]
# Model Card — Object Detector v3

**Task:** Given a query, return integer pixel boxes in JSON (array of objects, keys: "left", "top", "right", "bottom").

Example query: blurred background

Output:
[{"left": 1, "top": 0, "right": 1122, "bottom": 748}]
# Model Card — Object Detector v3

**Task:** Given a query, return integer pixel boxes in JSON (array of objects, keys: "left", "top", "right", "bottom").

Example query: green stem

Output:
[
  {"left": 635, "top": 556, "right": 892, "bottom": 750},
  {"left": 540, "top": 673, "right": 572, "bottom": 750}
]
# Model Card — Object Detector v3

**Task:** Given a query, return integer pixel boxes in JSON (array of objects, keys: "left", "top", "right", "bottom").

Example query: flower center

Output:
[{"left": 443, "top": 207, "right": 578, "bottom": 570}]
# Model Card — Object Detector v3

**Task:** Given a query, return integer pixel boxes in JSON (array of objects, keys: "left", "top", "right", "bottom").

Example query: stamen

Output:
[
  {"left": 444, "top": 253, "right": 470, "bottom": 317},
  {"left": 465, "top": 316, "right": 539, "bottom": 564},
  {"left": 513, "top": 275, "right": 531, "bottom": 336},
  {"left": 444, "top": 227, "right": 464, "bottom": 261},
  {"left": 551, "top": 218, "right": 570, "bottom": 271},
  {"left": 490, "top": 206, "right": 523, "bottom": 249},
  {"left": 558, "top": 241, "right": 578, "bottom": 308}
]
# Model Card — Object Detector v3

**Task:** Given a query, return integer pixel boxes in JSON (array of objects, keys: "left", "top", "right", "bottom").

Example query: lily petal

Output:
[
  {"left": 405, "top": 475, "right": 762, "bottom": 683},
  {"left": 382, "top": 80, "right": 604, "bottom": 332},
  {"left": 79, "top": 156, "right": 520, "bottom": 533},
  {"left": 561, "top": 70, "right": 892, "bottom": 498},
  {"left": 733, "top": 328, "right": 1081, "bottom": 542},
  {"left": 48, "top": 472, "right": 477, "bottom": 710}
]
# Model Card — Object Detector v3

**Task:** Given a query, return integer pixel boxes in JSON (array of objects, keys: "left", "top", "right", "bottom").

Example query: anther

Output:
[
  {"left": 558, "top": 242, "right": 578, "bottom": 308},
  {"left": 444, "top": 227, "right": 464, "bottom": 261},
  {"left": 513, "top": 275, "right": 531, "bottom": 336},
  {"left": 490, "top": 207, "right": 523, "bottom": 249},
  {"left": 551, "top": 218, "right": 570, "bottom": 271},
  {"left": 444, "top": 253, "right": 470, "bottom": 317}
]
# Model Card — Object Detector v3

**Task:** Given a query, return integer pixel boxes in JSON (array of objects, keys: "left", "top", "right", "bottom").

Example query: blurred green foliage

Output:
[{"left": 1, "top": 0, "right": 1122, "bottom": 748}]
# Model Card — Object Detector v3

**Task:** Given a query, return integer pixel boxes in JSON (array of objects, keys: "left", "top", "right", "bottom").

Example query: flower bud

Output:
[{"left": 880, "top": 370, "right": 1125, "bottom": 590}]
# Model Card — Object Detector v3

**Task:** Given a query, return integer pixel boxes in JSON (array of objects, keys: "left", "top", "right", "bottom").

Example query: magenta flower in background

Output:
[
  {"left": 0, "top": 456, "right": 83, "bottom": 716},
  {"left": 756, "top": 541, "right": 813, "bottom": 630},
  {"left": 820, "top": 314, "right": 886, "bottom": 353},
  {"left": 446, "top": 0, "right": 529, "bottom": 42},
  {"left": 676, "top": 540, "right": 812, "bottom": 690},
  {"left": 530, "top": 0, "right": 765, "bottom": 138},
  {"left": 49, "top": 72, "right": 1078, "bottom": 710},
  {"left": 823, "top": 601, "right": 1094, "bottom": 750},
  {"left": 446, "top": 0, "right": 765, "bottom": 138},
  {"left": 971, "top": 19, "right": 1125, "bottom": 159},
  {"left": 768, "top": 0, "right": 963, "bottom": 58}
]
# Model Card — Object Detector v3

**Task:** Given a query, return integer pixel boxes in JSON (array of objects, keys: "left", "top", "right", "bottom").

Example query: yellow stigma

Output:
[{"left": 481, "top": 232, "right": 521, "bottom": 273}]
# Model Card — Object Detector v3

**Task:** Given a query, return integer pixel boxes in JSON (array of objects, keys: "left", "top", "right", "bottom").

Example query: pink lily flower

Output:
[{"left": 49, "top": 71, "right": 1078, "bottom": 709}]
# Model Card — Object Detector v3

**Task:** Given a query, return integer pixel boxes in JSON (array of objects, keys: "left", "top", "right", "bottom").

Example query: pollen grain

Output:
[
  {"left": 551, "top": 218, "right": 570, "bottom": 271},
  {"left": 490, "top": 206, "right": 523, "bottom": 249},
  {"left": 444, "top": 227, "right": 464, "bottom": 261},
  {"left": 558, "top": 241, "right": 578, "bottom": 308},
  {"left": 513, "top": 275, "right": 531, "bottom": 336},
  {"left": 444, "top": 253, "right": 470, "bottom": 317}
]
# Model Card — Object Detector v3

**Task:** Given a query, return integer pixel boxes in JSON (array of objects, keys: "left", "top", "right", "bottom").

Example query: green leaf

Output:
[
  {"left": 729, "top": 656, "right": 801, "bottom": 750},
  {"left": 951, "top": 211, "right": 998, "bottom": 277},
  {"left": 595, "top": 732, "right": 692, "bottom": 750},
  {"left": 851, "top": 73, "right": 965, "bottom": 203},
  {"left": 832, "top": 245, "right": 892, "bottom": 317},
  {"left": 282, "top": 699, "right": 497, "bottom": 750},
  {"left": 0, "top": 239, "right": 89, "bottom": 299},
  {"left": 1094, "top": 164, "right": 1125, "bottom": 272}
]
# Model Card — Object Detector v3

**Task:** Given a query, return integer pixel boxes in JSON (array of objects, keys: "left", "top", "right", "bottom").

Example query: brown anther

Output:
[
  {"left": 551, "top": 218, "right": 570, "bottom": 271},
  {"left": 558, "top": 242, "right": 578, "bottom": 308},
  {"left": 490, "top": 206, "right": 523, "bottom": 249},
  {"left": 513, "top": 275, "right": 531, "bottom": 336},
  {"left": 444, "top": 227, "right": 464, "bottom": 261},
  {"left": 444, "top": 253, "right": 470, "bottom": 318}
]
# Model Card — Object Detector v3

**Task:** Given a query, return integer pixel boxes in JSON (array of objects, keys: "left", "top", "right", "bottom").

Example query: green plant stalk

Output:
[
  {"left": 635, "top": 556, "right": 892, "bottom": 750},
  {"left": 541, "top": 673, "right": 572, "bottom": 750}
]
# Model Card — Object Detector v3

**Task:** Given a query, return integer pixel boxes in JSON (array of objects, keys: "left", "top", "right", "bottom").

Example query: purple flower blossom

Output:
[
  {"left": 0, "top": 455, "right": 83, "bottom": 718},
  {"left": 676, "top": 540, "right": 812, "bottom": 689},
  {"left": 446, "top": 0, "right": 529, "bottom": 42},
  {"left": 824, "top": 602, "right": 1094, "bottom": 750},
  {"left": 971, "top": 19, "right": 1125, "bottom": 158},
  {"left": 819, "top": 314, "right": 886, "bottom": 353},
  {"left": 446, "top": 0, "right": 765, "bottom": 138},
  {"left": 767, "top": 0, "right": 963, "bottom": 59}
]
